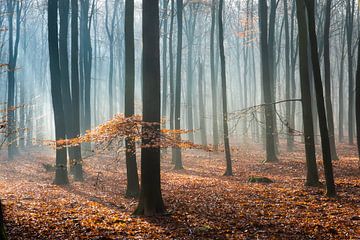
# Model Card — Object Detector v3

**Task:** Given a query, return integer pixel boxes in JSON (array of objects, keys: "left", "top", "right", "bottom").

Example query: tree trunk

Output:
[
  {"left": 198, "top": 61, "right": 207, "bottom": 146},
  {"left": 210, "top": 0, "right": 219, "bottom": 151},
  {"left": 133, "top": 0, "right": 166, "bottom": 216},
  {"left": 161, "top": 0, "right": 169, "bottom": 131},
  {"left": 304, "top": 0, "right": 336, "bottom": 197},
  {"left": 218, "top": 0, "right": 232, "bottom": 176},
  {"left": 258, "top": 0, "right": 278, "bottom": 162},
  {"left": 124, "top": 0, "right": 139, "bottom": 198},
  {"left": 6, "top": 0, "right": 21, "bottom": 160},
  {"left": 173, "top": 0, "right": 183, "bottom": 170},
  {"left": 346, "top": 0, "right": 355, "bottom": 145},
  {"left": 296, "top": 0, "right": 320, "bottom": 186},
  {"left": 48, "top": 0, "right": 69, "bottom": 185},
  {"left": 71, "top": 0, "right": 83, "bottom": 181},
  {"left": 323, "top": 0, "right": 338, "bottom": 160}
]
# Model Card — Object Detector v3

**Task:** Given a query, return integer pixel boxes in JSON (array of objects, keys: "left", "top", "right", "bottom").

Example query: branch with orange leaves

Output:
[{"left": 54, "top": 114, "right": 209, "bottom": 152}]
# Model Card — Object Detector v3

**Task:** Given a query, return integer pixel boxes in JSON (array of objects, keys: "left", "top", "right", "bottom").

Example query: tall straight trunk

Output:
[
  {"left": 356, "top": 28, "right": 360, "bottom": 168},
  {"left": 218, "top": 0, "right": 232, "bottom": 176},
  {"left": 284, "top": 0, "right": 293, "bottom": 151},
  {"left": 296, "top": 0, "right": 320, "bottom": 186},
  {"left": 185, "top": 5, "right": 197, "bottom": 142},
  {"left": 290, "top": 0, "right": 298, "bottom": 147},
  {"left": 161, "top": 0, "right": 169, "bottom": 130},
  {"left": 198, "top": 61, "right": 207, "bottom": 146},
  {"left": 346, "top": 0, "right": 355, "bottom": 144},
  {"left": 80, "top": 0, "right": 92, "bottom": 153},
  {"left": 124, "top": 0, "right": 139, "bottom": 198},
  {"left": 71, "top": 0, "right": 83, "bottom": 181},
  {"left": 268, "top": 0, "right": 278, "bottom": 152},
  {"left": 210, "top": 0, "right": 219, "bottom": 151},
  {"left": 6, "top": 0, "right": 21, "bottom": 159},
  {"left": 338, "top": 25, "right": 346, "bottom": 142},
  {"left": 105, "top": 0, "right": 118, "bottom": 118},
  {"left": 59, "top": 0, "right": 74, "bottom": 163},
  {"left": 169, "top": 0, "right": 175, "bottom": 132},
  {"left": 134, "top": 0, "right": 166, "bottom": 216},
  {"left": 323, "top": 0, "right": 338, "bottom": 160},
  {"left": 258, "top": 0, "right": 278, "bottom": 162},
  {"left": 48, "top": 0, "right": 69, "bottom": 185},
  {"left": 304, "top": 0, "right": 336, "bottom": 197},
  {"left": 19, "top": 17, "right": 26, "bottom": 148},
  {"left": 173, "top": 0, "right": 183, "bottom": 169}
]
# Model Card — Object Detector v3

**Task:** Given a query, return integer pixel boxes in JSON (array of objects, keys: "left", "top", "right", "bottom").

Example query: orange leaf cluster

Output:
[{"left": 53, "top": 114, "right": 207, "bottom": 151}]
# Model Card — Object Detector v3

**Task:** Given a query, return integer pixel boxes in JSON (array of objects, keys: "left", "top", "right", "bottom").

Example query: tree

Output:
[
  {"left": 79, "top": 0, "right": 93, "bottom": 142},
  {"left": 48, "top": 0, "right": 69, "bottom": 185},
  {"left": 124, "top": 0, "right": 139, "bottom": 198},
  {"left": 71, "top": 0, "right": 83, "bottom": 181},
  {"left": 161, "top": 0, "right": 170, "bottom": 131},
  {"left": 198, "top": 60, "right": 207, "bottom": 146},
  {"left": 210, "top": 0, "right": 219, "bottom": 152},
  {"left": 105, "top": 0, "right": 119, "bottom": 118},
  {"left": 355, "top": 15, "right": 360, "bottom": 168},
  {"left": 295, "top": 0, "right": 320, "bottom": 187},
  {"left": 173, "top": 0, "right": 184, "bottom": 170},
  {"left": 169, "top": 0, "right": 175, "bottom": 136},
  {"left": 133, "top": 0, "right": 166, "bottom": 216},
  {"left": 6, "top": 0, "right": 22, "bottom": 160},
  {"left": 284, "top": 0, "right": 293, "bottom": 151},
  {"left": 345, "top": 0, "right": 355, "bottom": 145},
  {"left": 323, "top": 0, "right": 338, "bottom": 160},
  {"left": 218, "top": 0, "right": 232, "bottom": 176},
  {"left": 304, "top": 0, "right": 336, "bottom": 197},
  {"left": 258, "top": 0, "right": 278, "bottom": 162},
  {"left": 184, "top": 3, "right": 199, "bottom": 143}
]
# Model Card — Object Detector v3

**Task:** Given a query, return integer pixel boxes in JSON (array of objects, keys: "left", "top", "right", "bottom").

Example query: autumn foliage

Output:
[
  {"left": 0, "top": 144, "right": 359, "bottom": 239},
  {"left": 54, "top": 114, "right": 206, "bottom": 151}
]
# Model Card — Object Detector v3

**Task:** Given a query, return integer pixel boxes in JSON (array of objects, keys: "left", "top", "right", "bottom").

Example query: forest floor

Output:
[{"left": 0, "top": 142, "right": 359, "bottom": 240}]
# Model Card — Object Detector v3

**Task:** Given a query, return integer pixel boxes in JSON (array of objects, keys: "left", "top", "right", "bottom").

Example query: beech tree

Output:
[
  {"left": 258, "top": 0, "right": 278, "bottom": 163},
  {"left": 304, "top": 0, "right": 336, "bottom": 197},
  {"left": 6, "top": 0, "right": 22, "bottom": 160},
  {"left": 48, "top": 0, "right": 69, "bottom": 185},
  {"left": 124, "top": 0, "right": 139, "bottom": 198},
  {"left": 133, "top": 0, "right": 166, "bottom": 216},
  {"left": 296, "top": 0, "right": 320, "bottom": 187},
  {"left": 173, "top": 0, "right": 184, "bottom": 170}
]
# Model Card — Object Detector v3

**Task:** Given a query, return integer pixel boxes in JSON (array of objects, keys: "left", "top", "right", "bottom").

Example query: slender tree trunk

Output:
[
  {"left": 304, "top": 0, "right": 336, "bottom": 197},
  {"left": 161, "top": 0, "right": 169, "bottom": 131},
  {"left": 346, "top": 0, "right": 355, "bottom": 145},
  {"left": 48, "top": 0, "right": 69, "bottom": 185},
  {"left": 6, "top": 0, "right": 21, "bottom": 160},
  {"left": 284, "top": 0, "right": 293, "bottom": 151},
  {"left": 296, "top": 0, "right": 320, "bottom": 186},
  {"left": 338, "top": 25, "right": 346, "bottom": 143},
  {"left": 59, "top": 0, "right": 74, "bottom": 166},
  {"left": 173, "top": 0, "right": 183, "bottom": 169},
  {"left": 356, "top": 28, "right": 360, "bottom": 168},
  {"left": 198, "top": 61, "right": 207, "bottom": 146},
  {"left": 71, "top": 0, "right": 83, "bottom": 181},
  {"left": 258, "top": 0, "right": 278, "bottom": 162},
  {"left": 124, "top": 0, "right": 139, "bottom": 198},
  {"left": 218, "top": 0, "right": 232, "bottom": 176},
  {"left": 323, "top": 0, "right": 338, "bottom": 160},
  {"left": 210, "top": 0, "right": 219, "bottom": 151},
  {"left": 169, "top": 0, "right": 175, "bottom": 133}
]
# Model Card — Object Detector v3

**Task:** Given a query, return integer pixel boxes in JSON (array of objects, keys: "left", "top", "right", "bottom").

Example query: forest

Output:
[{"left": 0, "top": 0, "right": 359, "bottom": 239}]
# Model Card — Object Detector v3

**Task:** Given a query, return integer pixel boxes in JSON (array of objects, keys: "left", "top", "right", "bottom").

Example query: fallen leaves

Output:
[{"left": 0, "top": 143, "right": 359, "bottom": 239}]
